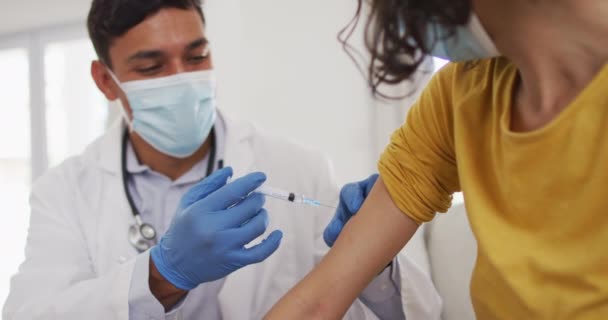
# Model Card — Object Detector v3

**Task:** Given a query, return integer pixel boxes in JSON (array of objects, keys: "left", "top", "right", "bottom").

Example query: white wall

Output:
[
  {"left": 205, "top": 0, "right": 434, "bottom": 184},
  {"left": 205, "top": 0, "right": 380, "bottom": 184},
  {"left": 0, "top": 0, "right": 89, "bottom": 36}
]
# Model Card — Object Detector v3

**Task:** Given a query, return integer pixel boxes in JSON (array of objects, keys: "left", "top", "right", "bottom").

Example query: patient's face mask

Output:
[
  {"left": 109, "top": 70, "right": 217, "bottom": 158},
  {"left": 403, "top": 14, "right": 500, "bottom": 61},
  {"left": 430, "top": 14, "right": 499, "bottom": 61}
]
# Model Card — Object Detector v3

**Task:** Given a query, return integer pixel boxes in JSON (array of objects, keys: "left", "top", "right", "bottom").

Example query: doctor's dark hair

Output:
[
  {"left": 340, "top": 0, "right": 471, "bottom": 96},
  {"left": 87, "top": 0, "right": 205, "bottom": 68}
]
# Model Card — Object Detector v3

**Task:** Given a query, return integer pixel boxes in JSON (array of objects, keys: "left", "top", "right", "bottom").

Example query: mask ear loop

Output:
[
  {"left": 106, "top": 68, "right": 135, "bottom": 132},
  {"left": 115, "top": 99, "right": 135, "bottom": 133}
]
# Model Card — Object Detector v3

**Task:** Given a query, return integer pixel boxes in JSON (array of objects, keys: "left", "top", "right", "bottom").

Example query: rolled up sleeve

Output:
[{"left": 378, "top": 63, "right": 460, "bottom": 224}]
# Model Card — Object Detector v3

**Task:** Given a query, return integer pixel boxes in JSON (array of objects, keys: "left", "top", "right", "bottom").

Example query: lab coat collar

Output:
[
  {"left": 220, "top": 112, "right": 257, "bottom": 178},
  {"left": 97, "top": 117, "right": 124, "bottom": 175},
  {"left": 125, "top": 142, "right": 148, "bottom": 174},
  {"left": 96, "top": 109, "right": 257, "bottom": 178}
]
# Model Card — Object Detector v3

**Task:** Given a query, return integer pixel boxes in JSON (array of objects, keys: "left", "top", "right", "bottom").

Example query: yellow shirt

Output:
[{"left": 379, "top": 58, "right": 608, "bottom": 319}]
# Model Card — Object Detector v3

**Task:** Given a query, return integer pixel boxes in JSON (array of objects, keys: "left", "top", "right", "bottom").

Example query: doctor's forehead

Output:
[{"left": 108, "top": 7, "right": 207, "bottom": 63}]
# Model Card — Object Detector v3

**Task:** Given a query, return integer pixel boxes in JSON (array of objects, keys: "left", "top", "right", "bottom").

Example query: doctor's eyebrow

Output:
[
  {"left": 185, "top": 38, "right": 209, "bottom": 54},
  {"left": 126, "top": 50, "right": 164, "bottom": 63},
  {"left": 125, "top": 38, "right": 209, "bottom": 64}
]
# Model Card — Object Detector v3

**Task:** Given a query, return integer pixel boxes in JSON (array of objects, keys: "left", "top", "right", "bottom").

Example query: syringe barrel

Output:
[
  {"left": 255, "top": 185, "right": 294, "bottom": 202},
  {"left": 250, "top": 183, "right": 335, "bottom": 208}
]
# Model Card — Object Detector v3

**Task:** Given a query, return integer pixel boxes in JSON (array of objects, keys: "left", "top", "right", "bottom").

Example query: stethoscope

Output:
[{"left": 122, "top": 128, "right": 223, "bottom": 252}]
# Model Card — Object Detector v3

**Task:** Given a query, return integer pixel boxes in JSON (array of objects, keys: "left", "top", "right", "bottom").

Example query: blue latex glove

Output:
[
  {"left": 324, "top": 174, "right": 379, "bottom": 247},
  {"left": 151, "top": 167, "right": 283, "bottom": 290}
]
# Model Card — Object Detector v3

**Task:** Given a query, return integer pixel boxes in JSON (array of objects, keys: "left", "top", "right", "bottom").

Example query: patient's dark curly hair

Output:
[{"left": 340, "top": 0, "right": 471, "bottom": 96}]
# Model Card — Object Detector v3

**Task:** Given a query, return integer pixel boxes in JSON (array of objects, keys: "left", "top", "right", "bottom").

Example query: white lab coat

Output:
[{"left": 3, "top": 112, "right": 441, "bottom": 320}]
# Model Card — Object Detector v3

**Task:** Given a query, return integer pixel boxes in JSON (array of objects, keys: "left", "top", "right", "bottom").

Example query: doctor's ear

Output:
[{"left": 91, "top": 60, "right": 121, "bottom": 102}]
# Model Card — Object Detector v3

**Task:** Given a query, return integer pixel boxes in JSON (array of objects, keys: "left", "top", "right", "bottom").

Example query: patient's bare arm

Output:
[{"left": 264, "top": 177, "right": 419, "bottom": 319}]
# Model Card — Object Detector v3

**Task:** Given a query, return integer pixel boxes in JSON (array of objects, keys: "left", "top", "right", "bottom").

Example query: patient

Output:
[{"left": 266, "top": 0, "right": 608, "bottom": 318}]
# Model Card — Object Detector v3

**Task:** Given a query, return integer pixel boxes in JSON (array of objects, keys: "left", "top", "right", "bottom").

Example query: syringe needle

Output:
[{"left": 317, "top": 203, "right": 337, "bottom": 209}]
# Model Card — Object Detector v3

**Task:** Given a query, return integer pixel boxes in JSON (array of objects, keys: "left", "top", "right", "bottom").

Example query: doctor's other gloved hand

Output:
[
  {"left": 150, "top": 167, "right": 284, "bottom": 291},
  {"left": 323, "top": 174, "right": 379, "bottom": 247}
]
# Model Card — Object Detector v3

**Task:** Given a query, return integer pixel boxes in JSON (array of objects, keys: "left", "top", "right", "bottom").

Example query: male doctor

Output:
[{"left": 3, "top": 0, "right": 441, "bottom": 319}]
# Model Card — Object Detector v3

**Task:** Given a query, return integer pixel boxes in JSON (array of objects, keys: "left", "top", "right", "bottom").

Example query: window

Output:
[
  {"left": 0, "top": 47, "right": 31, "bottom": 306},
  {"left": 45, "top": 38, "right": 107, "bottom": 167},
  {"left": 0, "top": 26, "right": 108, "bottom": 305}
]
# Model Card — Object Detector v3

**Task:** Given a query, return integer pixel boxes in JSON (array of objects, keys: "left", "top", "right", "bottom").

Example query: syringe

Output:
[{"left": 255, "top": 185, "right": 337, "bottom": 209}]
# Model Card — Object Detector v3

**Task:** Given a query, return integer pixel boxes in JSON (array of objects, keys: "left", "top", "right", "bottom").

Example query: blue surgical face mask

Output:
[
  {"left": 109, "top": 70, "right": 217, "bottom": 158},
  {"left": 428, "top": 14, "right": 499, "bottom": 61},
  {"left": 400, "top": 14, "right": 500, "bottom": 61}
]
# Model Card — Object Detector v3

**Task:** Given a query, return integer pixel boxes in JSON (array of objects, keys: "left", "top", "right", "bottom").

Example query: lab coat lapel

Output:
[
  {"left": 94, "top": 121, "right": 140, "bottom": 273},
  {"left": 95, "top": 174, "right": 139, "bottom": 270},
  {"left": 217, "top": 114, "right": 263, "bottom": 319}
]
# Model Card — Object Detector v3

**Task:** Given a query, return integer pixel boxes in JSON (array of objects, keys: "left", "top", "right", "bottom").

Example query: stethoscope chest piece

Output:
[
  {"left": 128, "top": 213, "right": 157, "bottom": 252},
  {"left": 128, "top": 223, "right": 154, "bottom": 252},
  {"left": 139, "top": 222, "right": 157, "bottom": 240}
]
